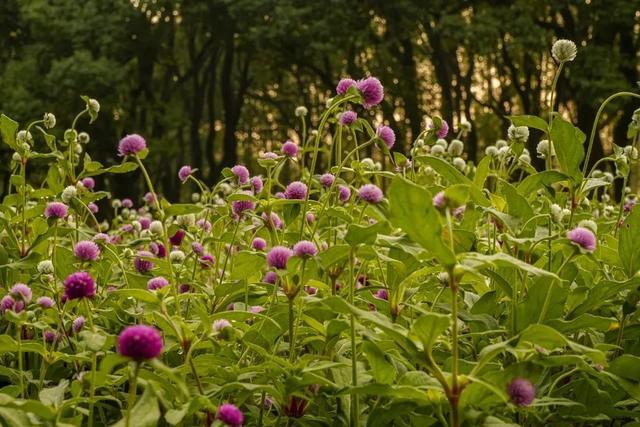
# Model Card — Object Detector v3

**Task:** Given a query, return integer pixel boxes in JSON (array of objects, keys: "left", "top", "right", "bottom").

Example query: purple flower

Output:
[
  {"left": 63, "top": 272, "right": 96, "bottom": 300},
  {"left": 200, "top": 254, "right": 215, "bottom": 268},
  {"left": 281, "top": 140, "right": 298, "bottom": 157},
  {"left": 260, "top": 152, "right": 278, "bottom": 160},
  {"left": 139, "top": 217, "right": 151, "bottom": 230},
  {"left": 339, "top": 111, "right": 357, "bottom": 126},
  {"left": 192, "top": 242, "right": 204, "bottom": 255},
  {"left": 118, "top": 325, "right": 163, "bottom": 360},
  {"left": 87, "top": 202, "right": 99, "bottom": 214},
  {"left": 339, "top": 185, "right": 351, "bottom": 203},
  {"left": 232, "top": 195, "right": 256, "bottom": 217},
  {"left": 134, "top": 251, "right": 155, "bottom": 273},
  {"left": 122, "top": 198, "right": 133, "bottom": 209},
  {"left": 624, "top": 199, "right": 637, "bottom": 214},
  {"left": 567, "top": 226, "right": 596, "bottom": 252},
  {"left": 213, "top": 319, "right": 232, "bottom": 333},
  {"left": 320, "top": 173, "right": 335, "bottom": 188},
  {"left": 252, "top": 238, "right": 267, "bottom": 251},
  {"left": 285, "top": 181, "right": 308, "bottom": 200},
  {"left": 432, "top": 191, "right": 446, "bottom": 209},
  {"left": 294, "top": 240, "right": 318, "bottom": 258},
  {"left": 72, "top": 316, "right": 85, "bottom": 333},
  {"left": 179, "top": 284, "right": 192, "bottom": 294},
  {"left": 217, "top": 403, "right": 244, "bottom": 427},
  {"left": 37, "top": 296, "right": 55, "bottom": 309},
  {"left": 356, "top": 77, "right": 384, "bottom": 108},
  {"left": 263, "top": 271, "right": 277, "bottom": 284},
  {"left": 358, "top": 184, "right": 384, "bottom": 204},
  {"left": 1, "top": 295, "right": 15, "bottom": 314},
  {"left": 374, "top": 289, "right": 388, "bottom": 300},
  {"left": 262, "top": 212, "right": 284, "bottom": 230},
  {"left": 507, "top": 378, "right": 535, "bottom": 407},
  {"left": 250, "top": 305, "right": 265, "bottom": 313},
  {"left": 376, "top": 125, "right": 395, "bottom": 149},
  {"left": 275, "top": 192, "right": 285, "bottom": 199},
  {"left": 143, "top": 192, "right": 156, "bottom": 206},
  {"left": 336, "top": 78, "right": 357, "bottom": 95},
  {"left": 169, "top": 230, "right": 186, "bottom": 246},
  {"left": 178, "top": 165, "right": 192, "bottom": 182},
  {"left": 306, "top": 212, "right": 315, "bottom": 223},
  {"left": 437, "top": 120, "right": 449, "bottom": 139},
  {"left": 147, "top": 276, "right": 169, "bottom": 291},
  {"left": 45, "top": 202, "right": 68, "bottom": 219},
  {"left": 231, "top": 165, "right": 250, "bottom": 185},
  {"left": 197, "top": 218, "right": 212, "bottom": 232},
  {"left": 44, "top": 330, "right": 57, "bottom": 344},
  {"left": 118, "top": 134, "right": 147, "bottom": 156},
  {"left": 74, "top": 240, "right": 100, "bottom": 261},
  {"left": 10, "top": 283, "right": 32, "bottom": 303},
  {"left": 251, "top": 176, "right": 264, "bottom": 193},
  {"left": 267, "top": 246, "right": 293, "bottom": 269},
  {"left": 81, "top": 177, "right": 95, "bottom": 190},
  {"left": 306, "top": 286, "right": 317, "bottom": 295}
]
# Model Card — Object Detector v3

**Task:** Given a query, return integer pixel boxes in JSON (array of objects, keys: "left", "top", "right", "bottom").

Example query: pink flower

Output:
[
  {"left": 285, "top": 181, "right": 308, "bottom": 200},
  {"left": 376, "top": 125, "right": 395, "bottom": 149},
  {"left": 81, "top": 177, "right": 95, "bottom": 190},
  {"left": 339, "top": 111, "right": 357, "bottom": 126},
  {"left": 74, "top": 240, "right": 100, "bottom": 261},
  {"left": 118, "top": 325, "right": 163, "bottom": 360},
  {"left": 507, "top": 378, "right": 535, "bottom": 407},
  {"left": 336, "top": 78, "right": 357, "bottom": 95},
  {"left": 45, "top": 202, "right": 68, "bottom": 219},
  {"left": 358, "top": 184, "right": 383, "bottom": 204},
  {"left": 267, "top": 246, "right": 293, "bottom": 269},
  {"left": 231, "top": 165, "right": 250, "bottom": 185},
  {"left": 63, "top": 272, "right": 96, "bottom": 300},
  {"left": 252, "top": 238, "right": 267, "bottom": 251},
  {"left": 217, "top": 403, "right": 244, "bottom": 427},
  {"left": 356, "top": 77, "right": 384, "bottom": 108},
  {"left": 293, "top": 240, "right": 318, "bottom": 258},
  {"left": 320, "top": 173, "right": 335, "bottom": 187},
  {"left": 281, "top": 140, "right": 298, "bottom": 157},
  {"left": 339, "top": 185, "right": 351, "bottom": 203},
  {"left": 432, "top": 191, "right": 446, "bottom": 209},
  {"left": 567, "top": 226, "right": 596, "bottom": 252},
  {"left": 118, "top": 134, "right": 147, "bottom": 156},
  {"left": 178, "top": 165, "right": 192, "bottom": 182}
]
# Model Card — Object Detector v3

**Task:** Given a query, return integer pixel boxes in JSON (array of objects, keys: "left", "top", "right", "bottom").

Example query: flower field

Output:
[{"left": 1, "top": 39, "right": 640, "bottom": 426}]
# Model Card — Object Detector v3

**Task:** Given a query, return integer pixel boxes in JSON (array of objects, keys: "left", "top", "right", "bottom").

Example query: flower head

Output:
[
  {"left": 87, "top": 202, "right": 99, "bottom": 214},
  {"left": 10, "top": 283, "right": 32, "bottom": 303},
  {"left": 81, "top": 177, "right": 95, "bottom": 190},
  {"left": 63, "top": 272, "right": 96, "bottom": 300},
  {"left": 45, "top": 202, "right": 68, "bottom": 219},
  {"left": 213, "top": 319, "right": 232, "bottom": 333},
  {"left": 436, "top": 119, "right": 449, "bottom": 139},
  {"left": 320, "top": 173, "right": 335, "bottom": 188},
  {"left": 134, "top": 251, "right": 155, "bottom": 273},
  {"left": 552, "top": 39, "right": 577, "bottom": 63},
  {"left": 231, "top": 165, "right": 250, "bottom": 185},
  {"left": 1, "top": 295, "right": 16, "bottom": 314},
  {"left": 507, "top": 378, "right": 535, "bottom": 407},
  {"left": 267, "top": 246, "right": 293, "bottom": 269},
  {"left": 356, "top": 77, "right": 384, "bottom": 108},
  {"left": 358, "top": 184, "right": 384, "bottom": 204},
  {"left": 339, "top": 111, "right": 357, "bottom": 126},
  {"left": 374, "top": 289, "right": 388, "bottom": 300},
  {"left": 118, "top": 134, "right": 147, "bottom": 156},
  {"left": 252, "top": 238, "right": 267, "bottom": 251},
  {"left": 74, "top": 240, "right": 100, "bottom": 261},
  {"left": 262, "top": 212, "right": 284, "bottom": 230},
  {"left": 118, "top": 325, "right": 163, "bottom": 360},
  {"left": 432, "top": 191, "right": 446, "bottom": 209},
  {"left": 567, "top": 226, "right": 596, "bottom": 252},
  {"left": 293, "top": 240, "right": 318, "bottom": 258},
  {"left": 178, "top": 165, "right": 192, "bottom": 182},
  {"left": 122, "top": 198, "right": 134, "bottom": 209},
  {"left": 263, "top": 271, "right": 277, "bottom": 284},
  {"left": 169, "top": 229, "right": 186, "bottom": 246},
  {"left": 339, "top": 185, "right": 351, "bottom": 203},
  {"left": 72, "top": 316, "right": 85, "bottom": 333},
  {"left": 231, "top": 194, "right": 256, "bottom": 217},
  {"left": 336, "top": 78, "right": 357, "bottom": 95},
  {"left": 285, "top": 181, "right": 308, "bottom": 200},
  {"left": 147, "top": 276, "right": 169, "bottom": 291},
  {"left": 217, "top": 403, "right": 244, "bottom": 427},
  {"left": 376, "top": 125, "right": 395, "bottom": 149},
  {"left": 37, "top": 296, "right": 55, "bottom": 309},
  {"left": 251, "top": 176, "right": 263, "bottom": 193},
  {"left": 281, "top": 140, "right": 298, "bottom": 157}
]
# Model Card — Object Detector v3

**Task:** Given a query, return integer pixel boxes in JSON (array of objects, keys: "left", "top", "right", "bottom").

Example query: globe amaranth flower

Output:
[
  {"left": 374, "top": 289, "right": 388, "bottom": 300},
  {"left": 285, "top": 181, "right": 308, "bottom": 200},
  {"left": 281, "top": 140, "right": 298, "bottom": 157},
  {"left": 10, "top": 283, "right": 32, "bottom": 303},
  {"left": 376, "top": 125, "right": 395, "bottom": 149},
  {"left": 72, "top": 316, "right": 85, "bottom": 333},
  {"left": 1, "top": 295, "right": 17, "bottom": 314},
  {"left": 320, "top": 173, "right": 335, "bottom": 188},
  {"left": 37, "top": 296, "right": 55, "bottom": 309},
  {"left": 232, "top": 193, "right": 256, "bottom": 217},
  {"left": 231, "top": 165, "right": 250, "bottom": 185},
  {"left": 339, "top": 185, "right": 351, "bottom": 203},
  {"left": 552, "top": 39, "right": 577, "bottom": 63},
  {"left": 567, "top": 226, "right": 596, "bottom": 252},
  {"left": 252, "top": 237, "right": 267, "bottom": 251},
  {"left": 293, "top": 240, "right": 318, "bottom": 258},
  {"left": 169, "top": 229, "right": 186, "bottom": 246},
  {"left": 251, "top": 175, "right": 263, "bottom": 193},
  {"left": 217, "top": 403, "right": 244, "bottom": 427},
  {"left": 87, "top": 202, "right": 99, "bottom": 214},
  {"left": 262, "top": 212, "right": 284, "bottom": 230},
  {"left": 339, "top": 111, "right": 357, "bottom": 126},
  {"left": 178, "top": 165, "right": 192, "bottom": 182},
  {"left": 432, "top": 191, "right": 446, "bottom": 209},
  {"left": 196, "top": 218, "right": 212, "bottom": 233},
  {"left": 63, "top": 271, "right": 96, "bottom": 300},
  {"left": 250, "top": 305, "right": 265, "bottom": 314},
  {"left": 263, "top": 271, "right": 277, "bottom": 284},
  {"left": 507, "top": 378, "right": 535, "bottom": 407},
  {"left": 336, "top": 78, "right": 357, "bottom": 95},
  {"left": 45, "top": 202, "right": 68, "bottom": 219},
  {"left": 44, "top": 330, "right": 57, "bottom": 344},
  {"left": 508, "top": 125, "right": 529, "bottom": 143},
  {"left": 143, "top": 192, "right": 156, "bottom": 206},
  {"left": 306, "top": 212, "right": 314, "bottom": 223},
  {"left": 358, "top": 184, "right": 384, "bottom": 204},
  {"left": 74, "top": 240, "right": 101, "bottom": 261},
  {"left": 122, "top": 198, "right": 133, "bottom": 209},
  {"left": 295, "top": 106, "right": 308, "bottom": 117},
  {"left": 118, "top": 325, "right": 163, "bottom": 360},
  {"left": 199, "top": 254, "right": 215, "bottom": 268},
  {"left": 118, "top": 134, "right": 147, "bottom": 156},
  {"left": 260, "top": 151, "right": 278, "bottom": 160},
  {"left": 147, "top": 276, "right": 169, "bottom": 291},
  {"left": 356, "top": 77, "right": 384, "bottom": 108},
  {"left": 213, "top": 319, "right": 232, "bottom": 333},
  {"left": 267, "top": 246, "right": 293, "bottom": 269},
  {"left": 192, "top": 242, "right": 204, "bottom": 255},
  {"left": 81, "top": 177, "right": 95, "bottom": 190},
  {"left": 134, "top": 251, "right": 155, "bottom": 273}
]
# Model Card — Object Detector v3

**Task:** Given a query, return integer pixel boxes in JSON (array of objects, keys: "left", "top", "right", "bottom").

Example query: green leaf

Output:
[
  {"left": 164, "top": 203, "right": 204, "bottom": 217},
  {"left": 388, "top": 176, "right": 456, "bottom": 267},
  {"left": 619, "top": 206, "right": 640, "bottom": 277},
  {"left": 0, "top": 114, "right": 19, "bottom": 150},
  {"left": 507, "top": 115, "right": 548, "bottom": 132},
  {"left": 111, "top": 384, "right": 160, "bottom": 427},
  {"left": 345, "top": 221, "right": 389, "bottom": 246},
  {"left": 39, "top": 380, "right": 68, "bottom": 407},
  {"left": 229, "top": 251, "right": 263, "bottom": 280},
  {"left": 550, "top": 116, "right": 585, "bottom": 181},
  {"left": 416, "top": 156, "right": 490, "bottom": 207},
  {"left": 410, "top": 312, "right": 450, "bottom": 354}
]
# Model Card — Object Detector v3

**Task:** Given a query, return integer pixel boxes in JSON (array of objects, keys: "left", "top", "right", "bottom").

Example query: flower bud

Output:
[
  {"left": 64, "top": 129, "right": 77, "bottom": 142},
  {"left": 170, "top": 250, "right": 185, "bottom": 264},
  {"left": 150, "top": 220, "right": 164, "bottom": 235},
  {"left": 37, "top": 260, "right": 55, "bottom": 275},
  {"left": 485, "top": 146, "right": 498, "bottom": 157},
  {"left": 78, "top": 132, "right": 90, "bottom": 144},
  {"left": 88, "top": 99, "right": 100, "bottom": 113},
  {"left": 508, "top": 125, "right": 529, "bottom": 143},
  {"left": 431, "top": 145, "right": 445, "bottom": 156},
  {"left": 452, "top": 157, "right": 466, "bottom": 172},
  {"left": 61, "top": 185, "right": 77, "bottom": 203},
  {"left": 12, "top": 152, "right": 22, "bottom": 162},
  {"left": 43, "top": 113, "right": 56, "bottom": 129}
]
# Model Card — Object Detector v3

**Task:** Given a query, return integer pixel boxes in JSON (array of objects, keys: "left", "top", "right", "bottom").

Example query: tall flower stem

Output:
[
  {"left": 546, "top": 62, "right": 563, "bottom": 172},
  {"left": 288, "top": 296, "right": 296, "bottom": 362},
  {"left": 348, "top": 247, "right": 359, "bottom": 426},
  {"left": 17, "top": 326, "right": 24, "bottom": 398},
  {"left": 444, "top": 209, "right": 460, "bottom": 427},
  {"left": 125, "top": 362, "right": 140, "bottom": 427}
]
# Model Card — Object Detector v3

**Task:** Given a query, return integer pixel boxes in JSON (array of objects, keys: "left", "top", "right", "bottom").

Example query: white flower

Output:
[
  {"left": 552, "top": 39, "right": 577, "bottom": 63},
  {"left": 170, "top": 250, "right": 185, "bottom": 264},
  {"left": 519, "top": 154, "right": 531, "bottom": 164},
  {"left": 191, "top": 193, "right": 201, "bottom": 203},
  {"left": 111, "top": 199, "right": 122, "bottom": 209},
  {"left": 452, "top": 157, "right": 466, "bottom": 172},
  {"left": 88, "top": 99, "right": 100, "bottom": 113},
  {"left": 16, "top": 130, "right": 33, "bottom": 145},
  {"left": 624, "top": 145, "right": 638, "bottom": 160},
  {"left": 435, "top": 138, "right": 448, "bottom": 149},
  {"left": 508, "top": 125, "right": 529, "bottom": 143},
  {"left": 78, "top": 132, "right": 90, "bottom": 144},
  {"left": 536, "top": 140, "right": 555, "bottom": 158},
  {"left": 431, "top": 145, "right": 445, "bottom": 156},
  {"left": 150, "top": 220, "right": 164, "bottom": 235},
  {"left": 37, "top": 260, "right": 54, "bottom": 275},
  {"left": 448, "top": 139, "right": 464, "bottom": 156},
  {"left": 495, "top": 139, "right": 508, "bottom": 149},
  {"left": 295, "top": 106, "right": 308, "bottom": 117},
  {"left": 61, "top": 185, "right": 77, "bottom": 203},
  {"left": 578, "top": 219, "right": 597, "bottom": 233},
  {"left": 485, "top": 146, "right": 498, "bottom": 157},
  {"left": 361, "top": 158, "right": 376, "bottom": 170},
  {"left": 132, "top": 220, "right": 141, "bottom": 231},
  {"left": 43, "top": 113, "right": 56, "bottom": 129},
  {"left": 12, "top": 152, "right": 22, "bottom": 162},
  {"left": 459, "top": 120, "right": 472, "bottom": 132}
]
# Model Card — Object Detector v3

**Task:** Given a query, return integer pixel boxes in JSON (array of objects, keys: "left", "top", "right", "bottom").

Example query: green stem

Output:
[
  {"left": 546, "top": 62, "right": 563, "bottom": 172},
  {"left": 17, "top": 326, "right": 24, "bottom": 398},
  {"left": 288, "top": 297, "right": 296, "bottom": 363},
  {"left": 125, "top": 363, "right": 140, "bottom": 427},
  {"left": 349, "top": 247, "right": 359, "bottom": 426}
]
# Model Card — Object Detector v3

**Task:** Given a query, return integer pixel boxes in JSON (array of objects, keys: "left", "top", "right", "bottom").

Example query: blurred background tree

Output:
[{"left": 0, "top": 0, "right": 638, "bottom": 201}]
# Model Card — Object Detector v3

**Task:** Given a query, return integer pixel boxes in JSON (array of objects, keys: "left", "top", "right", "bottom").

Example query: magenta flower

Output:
[
  {"left": 118, "top": 134, "right": 147, "bottom": 156},
  {"left": 376, "top": 125, "right": 395, "bottom": 149},
  {"left": 196, "top": 218, "right": 212, "bottom": 232},
  {"left": 200, "top": 254, "right": 215, "bottom": 268},
  {"left": 374, "top": 289, "right": 389, "bottom": 300},
  {"left": 356, "top": 77, "right": 384, "bottom": 108},
  {"left": 339, "top": 185, "right": 351, "bottom": 203},
  {"left": 72, "top": 316, "right": 85, "bottom": 333},
  {"left": 252, "top": 238, "right": 267, "bottom": 251},
  {"left": 267, "top": 246, "right": 293, "bottom": 269},
  {"left": 232, "top": 195, "right": 256, "bottom": 217},
  {"left": 260, "top": 152, "right": 278, "bottom": 160},
  {"left": 87, "top": 202, "right": 99, "bottom": 214},
  {"left": 37, "top": 296, "right": 54, "bottom": 309},
  {"left": 44, "top": 330, "right": 57, "bottom": 344},
  {"left": 139, "top": 217, "right": 151, "bottom": 230},
  {"left": 306, "top": 212, "right": 315, "bottom": 223},
  {"left": 231, "top": 165, "right": 250, "bottom": 185},
  {"left": 213, "top": 319, "right": 232, "bottom": 333},
  {"left": 251, "top": 176, "right": 263, "bottom": 193},
  {"left": 192, "top": 242, "right": 204, "bottom": 255},
  {"left": 250, "top": 305, "right": 265, "bottom": 313},
  {"left": 63, "top": 272, "right": 96, "bottom": 300},
  {"left": 336, "top": 78, "right": 357, "bottom": 95},
  {"left": 74, "top": 240, "right": 100, "bottom": 261},
  {"left": 45, "top": 202, "right": 68, "bottom": 219},
  {"left": 263, "top": 271, "right": 277, "bottom": 284},
  {"left": 121, "top": 198, "right": 134, "bottom": 209},
  {"left": 282, "top": 140, "right": 298, "bottom": 157},
  {"left": 147, "top": 276, "right": 169, "bottom": 291},
  {"left": 217, "top": 403, "right": 244, "bottom": 427},
  {"left": 81, "top": 177, "right": 95, "bottom": 190},
  {"left": 432, "top": 191, "right": 446, "bottom": 209},
  {"left": 358, "top": 184, "right": 384, "bottom": 204},
  {"left": 507, "top": 378, "right": 535, "bottom": 407},
  {"left": 339, "top": 111, "right": 357, "bottom": 126},
  {"left": 262, "top": 212, "right": 284, "bottom": 230},
  {"left": 285, "top": 181, "right": 308, "bottom": 200},
  {"left": 169, "top": 229, "right": 186, "bottom": 246},
  {"left": 320, "top": 173, "right": 335, "bottom": 188},
  {"left": 118, "top": 325, "right": 163, "bottom": 360},
  {"left": 134, "top": 251, "right": 155, "bottom": 273},
  {"left": 567, "top": 226, "right": 596, "bottom": 252},
  {"left": 437, "top": 120, "right": 449, "bottom": 139},
  {"left": 178, "top": 165, "right": 192, "bottom": 182},
  {"left": 10, "top": 283, "right": 32, "bottom": 303},
  {"left": 293, "top": 240, "right": 318, "bottom": 258}
]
